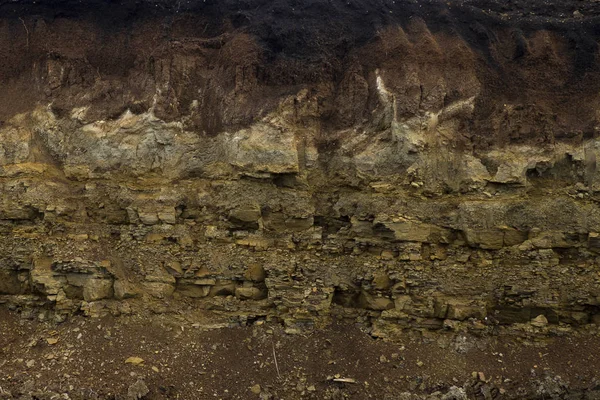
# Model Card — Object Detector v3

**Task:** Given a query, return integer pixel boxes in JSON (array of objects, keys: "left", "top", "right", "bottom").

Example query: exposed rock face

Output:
[{"left": 1, "top": 0, "right": 600, "bottom": 333}]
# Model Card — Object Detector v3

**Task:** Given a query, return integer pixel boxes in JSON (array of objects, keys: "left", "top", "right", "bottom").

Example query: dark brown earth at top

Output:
[{"left": 1, "top": 0, "right": 600, "bottom": 149}]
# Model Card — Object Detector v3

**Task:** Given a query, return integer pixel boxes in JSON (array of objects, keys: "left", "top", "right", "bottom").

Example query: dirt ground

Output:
[{"left": 1, "top": 307, "right": 600, "bottom": 399}]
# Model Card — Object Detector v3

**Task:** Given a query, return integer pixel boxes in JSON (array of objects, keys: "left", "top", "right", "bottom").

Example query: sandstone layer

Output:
[{"left": 1, "top": 0, "right": 600, "bottom": 339}]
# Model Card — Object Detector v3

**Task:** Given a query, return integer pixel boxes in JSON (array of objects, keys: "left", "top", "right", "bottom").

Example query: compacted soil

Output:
[{"left": 1, "top": 308, "right": 600, "bottom": 399}]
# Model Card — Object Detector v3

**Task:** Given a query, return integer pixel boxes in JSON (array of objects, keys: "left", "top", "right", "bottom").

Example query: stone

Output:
[
  {"left": 372, "top": 273, "right": 391, "bottom": 290},
  {"left": 245, "top": 264, "right": 267, "bottom": 282},
  {"left": 145, "top": 233, "right": 166, "bottom": 243},
  {"left": 284, "top": 217, "right": 314, "bottom": 231},
  {"left": 81, "top": 301, "right": 110, "bottom": 318},
  {"left": 83, "top": 279, "right": 114, "bottom": 302},
  {"left": 125, "top": 357, "right": 145, "bottom": 365},
  {"left": 395, "top": 295, "right": 436, "bottom": 318},
  {"left": 67, "top": 233, "right": 89, "bottom": 241},
  {"left": 138, "top": 212, "right": 159, "bottom": 225},
  {"left": 358, "top": 292, "right": 394, "bottom": 311},
  {"left": 228, "top": 123, "right": 299, "bottom": 175},
  {"left": 385, "top": 221, "right": 435, "bottom": 243},
  {"left": 531, "top": 314, "right": 548, "bottom": 328},
  {"left": 177, "top": 284, "right": 211, "bottom": 298},
  {"left": 158, "top": 210, "right": 177, "bottom": 224},
  {"left": 194, "top": 278, "right": 217, "bottom": 286},
  {"left": 446, "top": 300, "right": 485, "bottom": 321},
  {"left": 441, "top": 387, "right": 467, "bottom": 400},
  {"left": 205, "top": 226, "right": 227, "bottom": 239},
  {"left": 530, "top": 231, "right": 571, "bottom": 249},
  {"left": 235, "top": 286, "right": 267, "bottom": 300},
  {"left": 142, "top": 282, "right": 175, "bottom": 299},
  {"left": 114, "top": 281, "right": 138, "bottom": 300},
  {"left": 164, "top": 261, "right": 184, "bottom": 276},
  {"left": 31, "top": 257, "right": 65, "bottom": 296},
  {"left": 209, "top": 281, "right": 237, "bottom": 297},
  {"left": 502, "top": 228, "right": 528, "bottom": 247},
  {"left": 250, "top": 384, "right": 262, "bottom": 395},
  {"left": 463, "top": 229, "right": 504, "bottom": 250},
  {"left": 490, "top": 161, "right": 528, "bottom": 185},
  {"left": 229, "top": 204, "right": 261, "bottom": 223},
  {"left": 236, "top": 237, "right": 272, "bottom": 250},
  {"left": 195, "top": 267, "right": 212, "bottom": 278},
  {"left": 145, "top": 268, "right": 177, "bottom": 284},
  {"left": 127, "top": 379, "right": 149, "bottom": 399}
]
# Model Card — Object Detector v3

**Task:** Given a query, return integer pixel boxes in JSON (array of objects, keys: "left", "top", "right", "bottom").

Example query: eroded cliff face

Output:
[{"left": 1, "top": 0, "right": 600, "bottom": 335}]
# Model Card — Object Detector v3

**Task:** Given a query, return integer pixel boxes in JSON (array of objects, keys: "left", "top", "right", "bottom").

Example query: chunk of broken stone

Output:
[
  {"left": 236, "top": 286, "right": 267, "bottom": 300},
  {"left": 114, "top": 280, "right": 138, "bottom": 300},
  {"left": 250, "top": 384, "right": 261, "bottom": 395},
  {"left": 127, "top": 379, "right": 149, "bottom": 399},
  {"left": 83, "top": 279, "right": 114, "bottom": 301},
  {"left": 125, "top": 356, "right": 145, "bottom": 365},
  {"left": 531, "top": 314, "right": 548, "bottom": 327},
  {"left": 244, "top": 263, "right": 267, "bottom": 282}
]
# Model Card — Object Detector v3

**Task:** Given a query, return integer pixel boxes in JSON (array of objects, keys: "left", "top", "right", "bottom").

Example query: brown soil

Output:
[
  {"left": 1, "top": 307, "right": 599, "bottom": 399},
  {"left": 1, "top": 0, "right": 600, "bottom": 146}
]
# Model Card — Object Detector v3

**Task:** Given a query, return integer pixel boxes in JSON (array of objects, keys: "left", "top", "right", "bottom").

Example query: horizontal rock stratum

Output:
[{"left": 1, "top": 0, "right": 600, "bottom": 336}]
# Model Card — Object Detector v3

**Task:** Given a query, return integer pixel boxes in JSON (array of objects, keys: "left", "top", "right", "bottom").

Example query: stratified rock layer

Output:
[{"left": 1, "top": 0, "right": 600, "bottom": 333}]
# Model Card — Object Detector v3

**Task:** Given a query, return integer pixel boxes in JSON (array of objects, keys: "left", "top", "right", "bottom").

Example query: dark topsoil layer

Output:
[
  {"left": 1, "top": 0, "right": 600, "bottom": 145},
  {"left": 2, "top": 0, "right": 600, "bottom": 59},
  {"left": 0, "top": 0, "right": 599, "bottom": 146}
]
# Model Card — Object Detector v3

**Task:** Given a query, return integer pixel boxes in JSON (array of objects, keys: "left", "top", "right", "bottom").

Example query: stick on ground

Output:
[{"left": 272, "top": 340, "right": 281, "bottom": 379}]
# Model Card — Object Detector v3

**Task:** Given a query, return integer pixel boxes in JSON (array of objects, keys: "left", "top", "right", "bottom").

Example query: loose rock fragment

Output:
[
  {"left": 127, "top": 379, "right": 149, "bottom": 399},
  {"left": 250, "top": 384, "right": 262, "bottom": 394},
  {"left": 125, "top": 357, "right": 145, "bottom": 366},
  {"left": 531, "top": 315, "right": 549, "bottom": 328}
]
